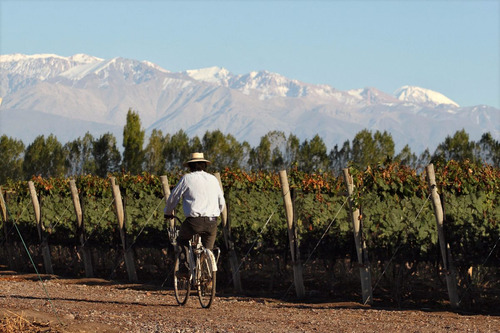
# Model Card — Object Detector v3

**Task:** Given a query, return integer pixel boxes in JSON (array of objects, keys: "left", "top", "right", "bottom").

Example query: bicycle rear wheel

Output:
[
  {"left": 197, "top": 252, "right": 216, "bottom": 308},
  {"left": 174, "top": 255, "right": 190, "bottom": 305}
]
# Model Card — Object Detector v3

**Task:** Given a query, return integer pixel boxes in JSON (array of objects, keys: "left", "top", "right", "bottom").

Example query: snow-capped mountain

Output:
[
  {"left": 394, "top": 86, "right": 459, "bottom": 107},
  {"left": 0, "top": 53, "right": 498, "bottom": 153}
]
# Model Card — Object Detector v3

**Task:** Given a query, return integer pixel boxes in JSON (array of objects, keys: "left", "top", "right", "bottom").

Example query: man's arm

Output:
[
  {"left": 164, "top": 177, "right": 185, "bottom": 215},
  {"left": 217, "top": 182, "right": 226, "bottom": 214}
]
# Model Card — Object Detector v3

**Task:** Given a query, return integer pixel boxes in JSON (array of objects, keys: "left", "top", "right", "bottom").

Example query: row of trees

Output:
[{"left": 1, "top": 109, "right": 499, "bottom": 184}]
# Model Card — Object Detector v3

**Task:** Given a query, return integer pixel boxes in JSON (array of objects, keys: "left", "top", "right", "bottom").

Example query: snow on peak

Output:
[
  {"left": 394, "top": 85, "right": 459, "bottom": 107},
  {"left": 0, "top": 53, "right": 66, "bottom": 62},
  {"left": 141, "top": 60, "right": 170, "bottom": 73},
  {"left": 185, "top": 66, "right": 231, "bottom": 84},
  {"left": 68, "top": 53, "right": 103, "bottom": 63},
  {"left": 0, "top": 53, "right": 103, "bottom": 64}
]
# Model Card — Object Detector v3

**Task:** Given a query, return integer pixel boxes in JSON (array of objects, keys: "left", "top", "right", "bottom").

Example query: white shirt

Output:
[{"left": 164, "top": 171, "right": 225, "bottom": 218}]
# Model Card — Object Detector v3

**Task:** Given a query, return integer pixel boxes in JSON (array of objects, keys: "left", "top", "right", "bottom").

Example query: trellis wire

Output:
[
  {"left": 4, "top": 200, "right": 31, "bottom": 239},
  {"left": 458, "top": 234, "right": 500, "bottom": 305},
  {"left": 281, "top": 197, "right": 348, "bottom": 300},
  {"left": 441, "top": 190, "right": 499, "bottom": 300},
  {"left": 2, "top": 197, "right": 64, "bottom": 326},
  {"left": 46, "top": 200, "right": 72, "bottom": 231},
  {"left": 108, "top": 196, "right": 165, "bottom": 279},
  {"left": 366, "top": 191, "right": 433, "bottom": 304},
  {"left": 225, "top": 210, "right": 276, "bottom": 288},
  {"left": 62, "top": 197, "right": 116, "bottom": 270},
  {"left": 81, "top": 198, "right": 115, "bottom": 247}
]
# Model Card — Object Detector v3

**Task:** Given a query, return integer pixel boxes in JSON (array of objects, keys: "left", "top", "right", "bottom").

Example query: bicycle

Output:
[{"left": 167, "top": 215, "right": 220, "bottom": 308}]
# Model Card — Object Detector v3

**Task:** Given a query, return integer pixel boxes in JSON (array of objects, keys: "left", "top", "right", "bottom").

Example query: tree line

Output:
[{"left": 1, "top": 108, "right": 499, "bottom": 185}]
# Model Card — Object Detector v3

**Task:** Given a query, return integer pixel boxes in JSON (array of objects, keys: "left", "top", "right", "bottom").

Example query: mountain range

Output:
[{"left": 0, "top": 53, "right": 498, "bottom": 153}]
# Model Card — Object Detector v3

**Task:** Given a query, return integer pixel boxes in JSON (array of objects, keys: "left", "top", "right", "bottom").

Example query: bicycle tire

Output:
[
  {"left": 197, "top": 251, "right": 216, "bottom": 308},
  {"left": 174, "top": 255, "right": 190, "bottom": 305}
]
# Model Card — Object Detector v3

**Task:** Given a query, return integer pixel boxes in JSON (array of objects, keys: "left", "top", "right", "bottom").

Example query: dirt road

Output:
[{"left": 1, "top": 271, "right": 499, "bottom": 333}]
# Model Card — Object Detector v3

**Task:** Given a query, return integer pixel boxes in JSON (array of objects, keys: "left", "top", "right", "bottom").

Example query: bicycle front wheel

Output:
[
  {"left": 197, "top": 252, "right": 216, "bottom": 308},
  {"left": 174, "top": 255, "right": 190, "bottom": 305}
]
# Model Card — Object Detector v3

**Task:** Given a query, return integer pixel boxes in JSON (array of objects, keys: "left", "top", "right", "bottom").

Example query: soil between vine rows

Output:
[{"left": 0, "top": 270, "right": 499, "bottom": 333}]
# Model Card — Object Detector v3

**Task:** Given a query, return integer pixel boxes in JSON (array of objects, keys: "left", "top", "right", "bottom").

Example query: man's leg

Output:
[
  {"left": 186, "top": 217, "right": 217, "bottom": 249},
  {"left": 175, "top": 238, "right": 190, "bottom": 277},
  {"left": 176, "top": 220, "right": 194, "bottom": 278},
  {"left": 200, "top": 219, "right": 218, "bottom": 250}
]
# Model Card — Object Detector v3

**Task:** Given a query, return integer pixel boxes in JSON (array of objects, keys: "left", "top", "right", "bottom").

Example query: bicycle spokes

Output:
[
  {"left": 197, "top": 252, "right": 216, "bottom": 308},
  {"left": 173, "top": 256, "right": 190, "bottom": 305}
]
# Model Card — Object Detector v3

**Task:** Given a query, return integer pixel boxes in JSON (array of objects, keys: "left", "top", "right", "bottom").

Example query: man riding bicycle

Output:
[{"left": 164, "top": 152, "right": 225, "bottom": 278}]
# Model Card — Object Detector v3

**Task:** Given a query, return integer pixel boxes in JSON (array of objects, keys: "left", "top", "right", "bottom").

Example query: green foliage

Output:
[
  {"left": 329, "top": 140, "right": 351, "bottom": 176},
  {"left": 351, "top": 160, "right": 499, "bottom": 266},
  {"left": 433, "top": 129, "right": 475, "bottom": 163},
  {"left": 122, "top": 108, "right": 145, "bottom": 174},
  {"left": 298, "top": 134, "right": 328, "bottom": 172},
  {"left": 1, "top": 161, "right": 498, "bottom": 271},
  {"left": 394, "top": 144, "right": 418, "bottom": 169},
  {"left": 443, "top": 191, "right": 500, "bottom": 264},
  {"left": 64, "top": 132, "right": 96, "bottom": 176},
  {"left": 93, "top": 133, "right": 121, "bottom": 177},
  {"left": 23, "top": 134, "right": 67, "bottom": 179},
  {"left": 249, "top": 136, "right": 272, "bottom": 170},
  {"left": 0, "top": 135, "right": 25, "bottom": 184},
  {"left": 248, "top": 131, "right": 303, "bottom": 171},
  {"left": 437, "top": 159, "right": 499, "bottom": 195},
  {"left": 351, "top": 129, "right": 395, "bottom": 170},
  {"left": 143, "top": 129, "right": 167, "bottom": 174},
  {"left": 4, "top": 127, "right": 499, "bottom": 186},
  {"left": 476, "top": 132, "right": 500, "bottom": 167},
  {"left": 164, "top": 130, "right": 192, "bottom": 170},
  {"left": 228, "top": 189, "right": 286, "bottom": 252},
  {"left": 202, "top": 130, "right": 248, "bottom": 170}
]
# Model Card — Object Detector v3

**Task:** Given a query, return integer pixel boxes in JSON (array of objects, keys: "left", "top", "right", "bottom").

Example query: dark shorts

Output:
[{"left": 178, "top": 216, "right": 218, "bottom": 249}]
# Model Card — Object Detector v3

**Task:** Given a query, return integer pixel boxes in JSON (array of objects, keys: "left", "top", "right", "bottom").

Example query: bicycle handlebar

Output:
[
  {"left": 165, "top": 215, "right": 182, "bottom": 245},
  {"left": 164, "top": 214, "right": 183, "bottom": 225}
]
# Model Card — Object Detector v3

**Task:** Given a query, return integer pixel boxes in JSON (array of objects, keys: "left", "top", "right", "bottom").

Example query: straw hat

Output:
[{"left": 183, "top": 152, "right": 211, "bottom": 166}]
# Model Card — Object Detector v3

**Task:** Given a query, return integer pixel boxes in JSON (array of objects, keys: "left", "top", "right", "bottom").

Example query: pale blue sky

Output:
[{"left": 1, "top": 0, "right": 499, "bottom": 108}]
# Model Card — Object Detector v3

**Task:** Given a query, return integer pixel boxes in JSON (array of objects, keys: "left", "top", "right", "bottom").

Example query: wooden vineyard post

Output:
[
  {"left": 425, "top": 164, "right": 459, "bottom": 308},
  {"left": 279, "top": 170, "right": 305, "bottom": 299},
  {"left": 28, "top": 181, "right": 54, "bottom": 274},
  {"left": 160, "top": 176, "right": 175, "bottom": 230},
  {"left": 0, "top": 187, "right": 8, "bottom": 244},
  {"left": 110, "top": 177, "right": 138, "bottom": 282},
  {"left": 342, "top": 168, "right": 373, "bottom": 305},
  {"left": 215, "top": 172, "right": 242, "bottom": 293},
  {"left": 70, "top": 179, "right": 93, "bottom": 278},
  {"left": 0, "top": 187, "right": 6, "bottom": 227}
]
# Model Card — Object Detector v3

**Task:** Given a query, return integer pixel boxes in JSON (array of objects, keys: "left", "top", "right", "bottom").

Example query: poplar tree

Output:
[{"left": 122, "top": 108, "right": 145, "bottom": 174}]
